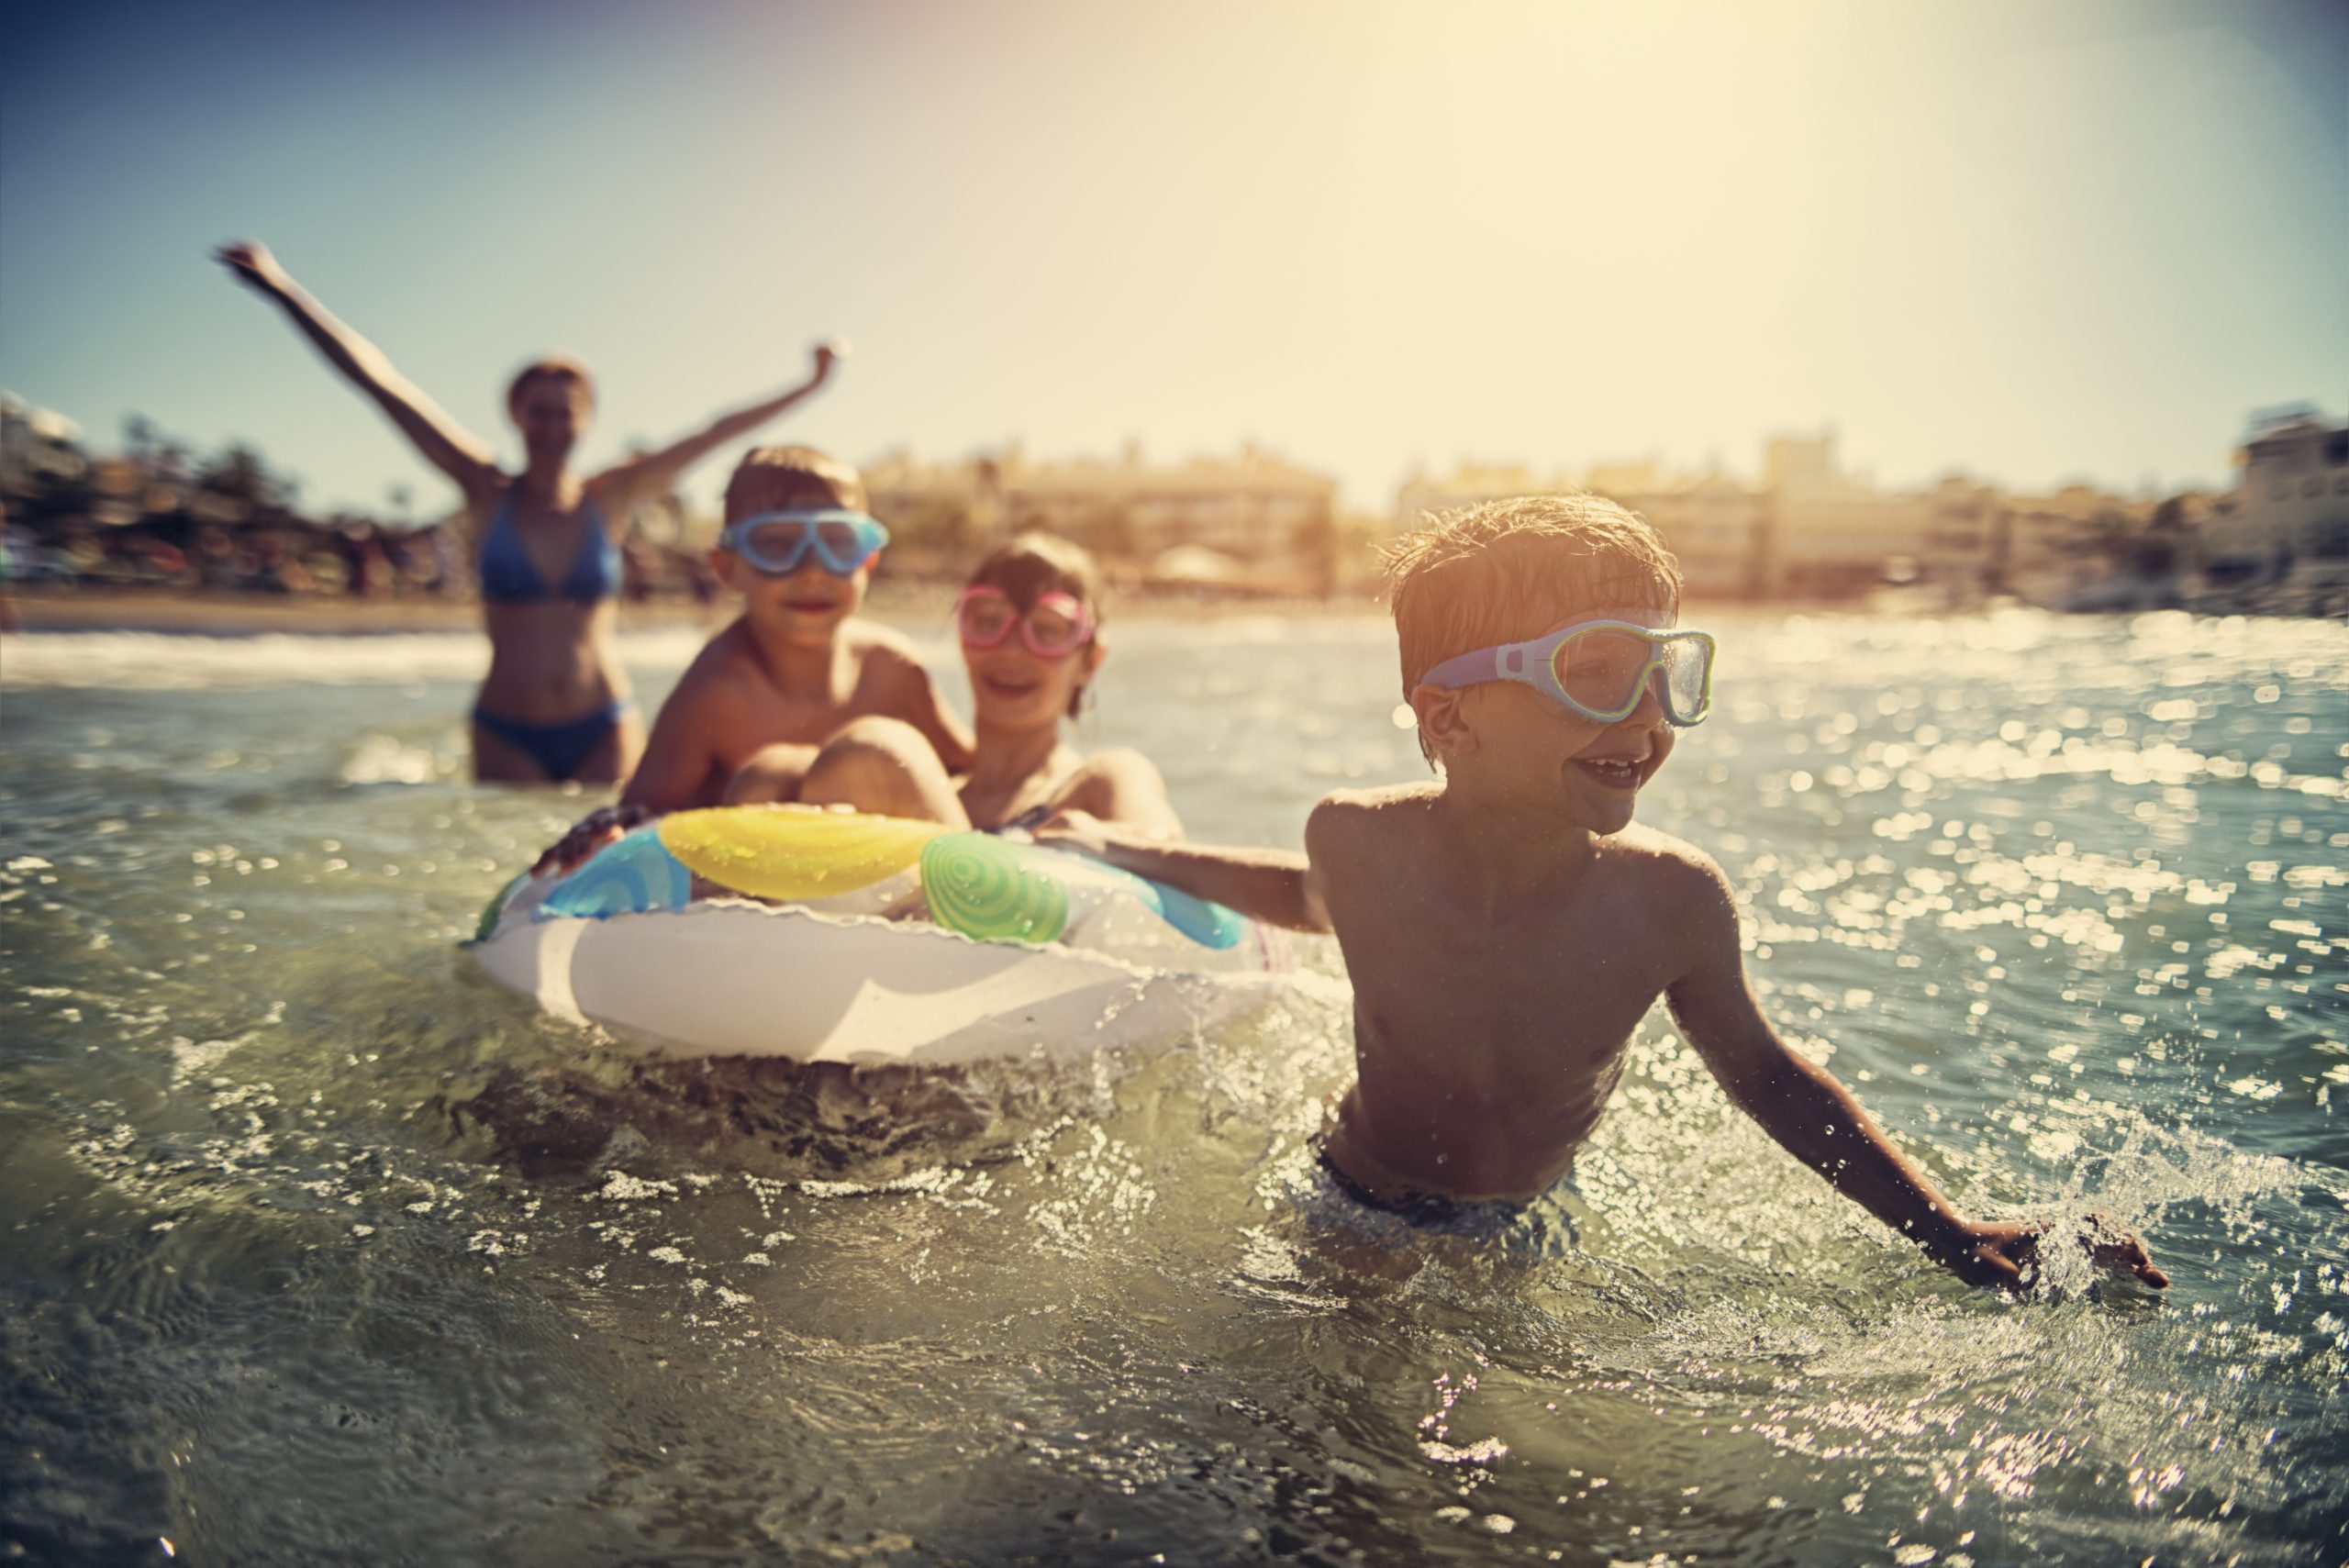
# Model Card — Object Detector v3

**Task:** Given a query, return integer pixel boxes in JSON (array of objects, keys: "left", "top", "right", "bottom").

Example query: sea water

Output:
[{"left": 1, "top": 607, "right": 2343, "bottom": 1566}]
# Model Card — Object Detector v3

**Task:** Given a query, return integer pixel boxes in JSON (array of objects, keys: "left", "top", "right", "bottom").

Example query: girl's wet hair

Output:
[
  {"left": 505, "top": 357, "right": 596, "bottom": 417},
  {"left": 967, "top": 531, "right": 1105, "bottom": 717},
  {"left": 723, "top": 445, "right": 868, "bottom": 524}
]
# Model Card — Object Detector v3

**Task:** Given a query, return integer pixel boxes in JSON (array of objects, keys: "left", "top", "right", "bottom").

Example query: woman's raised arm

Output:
[
  {"left": 593, "top": 343, "right": 840, "bottom": 510},
  {"left": 215, "top": 242, "right": 499, "bottom": 497}
]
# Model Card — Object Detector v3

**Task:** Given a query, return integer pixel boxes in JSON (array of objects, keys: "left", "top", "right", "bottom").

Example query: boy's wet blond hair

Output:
[
  {"left": 1384, "top": 494, "right": 1682, "bottom": 760},
  {"left": 722, "top": 445, "right": 868, "bottom": 524}
]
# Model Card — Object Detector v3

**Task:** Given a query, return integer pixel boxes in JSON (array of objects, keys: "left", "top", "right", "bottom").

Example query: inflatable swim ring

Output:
[{"left": 468, "top": 806, "right": 1296, "bottom": 1065}]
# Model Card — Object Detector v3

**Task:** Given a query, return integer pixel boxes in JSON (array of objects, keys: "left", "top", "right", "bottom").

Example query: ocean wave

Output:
[{"left": 0, "top": 628, "right": 715, "bottom": 690}]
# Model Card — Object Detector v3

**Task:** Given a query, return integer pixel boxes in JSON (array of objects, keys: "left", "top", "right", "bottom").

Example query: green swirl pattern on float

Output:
[{"left": 918, "top": 832, "right": 1069, "bottom": 945}]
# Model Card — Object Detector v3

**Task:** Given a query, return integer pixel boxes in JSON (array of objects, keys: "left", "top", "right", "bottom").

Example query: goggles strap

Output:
[{"left": 1420, "top": 646, "right": 1502, "bottom": 690}]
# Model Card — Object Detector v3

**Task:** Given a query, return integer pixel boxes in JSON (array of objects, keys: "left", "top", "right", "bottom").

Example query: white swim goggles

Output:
[
  {"left": 1419, "top": 619, "right": 1717, "bottom": 726},
  {"left": 718, "top": 508, "right": 889, "bottom": 575}
]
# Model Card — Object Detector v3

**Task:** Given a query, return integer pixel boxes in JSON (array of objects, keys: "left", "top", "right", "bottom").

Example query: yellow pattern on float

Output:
[{"left": 658, "top": 806, "right": 943, "bottom": 899}]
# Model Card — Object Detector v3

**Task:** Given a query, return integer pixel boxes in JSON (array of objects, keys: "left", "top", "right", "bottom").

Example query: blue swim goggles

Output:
[
  {"left": 718, "top": 509, "right": 890, "bottom": 575},
  {"left": 1420, "top": 618, "right": 1716, "bottom": 726}
]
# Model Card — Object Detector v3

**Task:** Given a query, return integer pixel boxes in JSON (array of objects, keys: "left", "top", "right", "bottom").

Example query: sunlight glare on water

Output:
[{"left": 2, "top": 606, "right": 2344, "bottom": 1564}]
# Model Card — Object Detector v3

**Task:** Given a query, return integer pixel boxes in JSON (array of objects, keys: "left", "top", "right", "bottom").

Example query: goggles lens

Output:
[
  {"left": 956, "top": 585, "right": 1093, "bottom": 657},
  {"left": 723, "top": 510, "right": 886, "bottom": 575},
  {"left": 958, "top": 592, "right": 1014, "bottom": 643},
  {"left": 1550, "top": 625, "right": 1713, "bottom": 723}
]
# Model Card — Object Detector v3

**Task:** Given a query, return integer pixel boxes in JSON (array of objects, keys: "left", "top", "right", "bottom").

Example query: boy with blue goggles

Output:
[
  {"left": 718, "top": 508, "right": 890, "bottom": 576},
  {"left": 533, "top": 450, "right": 970, "bottom": 873}
]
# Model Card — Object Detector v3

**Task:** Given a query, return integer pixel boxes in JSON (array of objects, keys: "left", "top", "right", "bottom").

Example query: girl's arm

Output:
[
  {"left": 594, "top": 344, "right": 840, "bottom": 512},
  {"left": 1048, "top": 750, "right": 1183, "bottom": 840},
  {"left": 214, "top": 243, "right": 499, "bottom": 497}
]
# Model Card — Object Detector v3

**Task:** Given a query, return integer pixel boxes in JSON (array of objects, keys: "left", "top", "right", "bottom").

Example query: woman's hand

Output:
[
  {"left": 214, "top": 240, "right": 290, "bottom": 295},
  {"left": 809, "top": 339, "right": 846, "bottom": 384}
]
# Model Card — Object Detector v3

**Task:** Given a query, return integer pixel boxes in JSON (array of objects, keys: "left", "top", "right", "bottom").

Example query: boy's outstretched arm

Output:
[
  {"left": 1664, "top": 856, "right": 2165, "bottom": 1291},
  {"left": 1034, "top": 809, "right": 1330, "bottom": 932}
]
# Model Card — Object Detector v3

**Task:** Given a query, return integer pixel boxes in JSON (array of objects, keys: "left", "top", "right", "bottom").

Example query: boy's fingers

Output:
[
  {"left": 2096, "top": 1234, "right": 2167, "bottom": 1288},
  {"left": 1970, "top": 1245, "right": 2024, "bottom": 1289},
  {"left": 2076, "top": 1214, "right": 2167, "bottom": 1287}
]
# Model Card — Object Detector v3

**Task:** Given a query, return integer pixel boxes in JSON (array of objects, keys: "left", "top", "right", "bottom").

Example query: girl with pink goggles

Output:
[{"left": 954, "top": 584, "right": 1097, "bottom": 658}]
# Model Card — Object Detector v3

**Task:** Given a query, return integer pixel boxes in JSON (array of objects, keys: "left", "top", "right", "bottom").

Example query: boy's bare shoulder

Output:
[
  {"left": 667, "top": 618, "right": 758, "bottom": 700},
  {"left": 839, "top": 617, "right": 932, "bottom": 684},
  {"left": 1307, "top": 782, "right": 1442, "bottom": 851},
  {"left": 1605, "top": 823, "right": 1739, "bottom": 917},
  {"left": 840, "top": 616, "right": 920, "bottom": 661}
]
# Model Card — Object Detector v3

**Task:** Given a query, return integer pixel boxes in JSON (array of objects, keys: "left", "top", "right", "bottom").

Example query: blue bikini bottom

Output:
[{"left": 473, "top": 700, "right": 635, "bottom": 783}]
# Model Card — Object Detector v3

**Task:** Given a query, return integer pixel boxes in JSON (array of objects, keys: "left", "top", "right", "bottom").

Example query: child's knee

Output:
[
  {"left": 820, "top": 715, "right": 931, "bottom": 762},
  {"left": 725, "top": 742, "right": 819, "bottom": 805},
  {"left": 802, "top": 718, "right": 956, "bottom": 818}
]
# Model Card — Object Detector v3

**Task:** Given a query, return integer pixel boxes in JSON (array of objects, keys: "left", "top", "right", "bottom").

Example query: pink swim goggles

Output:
[{"left": 955, "top": 584, "right": 1096, "bottom": 658}]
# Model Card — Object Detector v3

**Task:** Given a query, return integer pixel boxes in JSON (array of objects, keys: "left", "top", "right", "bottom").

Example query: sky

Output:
[{"left": 2, "top": 0, "right": 2343, "bottom": 519}]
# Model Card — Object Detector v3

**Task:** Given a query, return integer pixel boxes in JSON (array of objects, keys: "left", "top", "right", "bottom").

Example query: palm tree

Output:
[{"left": 122, "top": 414, "right": 154, "bottom": 467}]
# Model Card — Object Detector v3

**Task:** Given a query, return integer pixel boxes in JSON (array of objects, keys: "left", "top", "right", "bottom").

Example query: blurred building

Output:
[
  {"left": 1758, "top": 430, "right": 1932, "bottom": 596},
  {"left": 1393, "top": 460, "right": 1766, "bottom": 591},
  {"left": 2201, "top": 407, "right": 2349, "bottom": 591},
  {"left": 1918, "top": 473, "right": 2004, "bottom": 589},
  {"left": 0, "top": 394, "right": 86, "bottom": 495},
  {"left": 1394, "top": 462, "right": 1580, "bottom": 524},
  {"left": 1996, "top": 484, "right": 2145, "bottom": 605},
  {"left": 1588, "top": 467, "right": 1767, "bottom": 598},
  {"left": 864, "top": 441, "right": 1336, "bottom": 567},
  {"left": 1389, "top": 432, "right": 2193, "bottom": 605}
]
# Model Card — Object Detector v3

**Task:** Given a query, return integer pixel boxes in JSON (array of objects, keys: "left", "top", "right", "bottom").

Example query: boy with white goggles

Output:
[
  {"left": 1040, "top": 494, "right": 2164, "bottom": 1294},
  {"left": 532, "top": 446, "right": 970, "bottom": 873},
  {"left": 1419, "top": 618, "right": 1716, "bottom": 727}
]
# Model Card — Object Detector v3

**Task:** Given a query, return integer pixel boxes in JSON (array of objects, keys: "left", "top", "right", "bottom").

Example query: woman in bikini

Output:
[
  {"left": 215, "top": 239, "right": 838, "bottom": 784},
  {"left": 727, "top": 531, "right": 1180, "bottom": 838}
]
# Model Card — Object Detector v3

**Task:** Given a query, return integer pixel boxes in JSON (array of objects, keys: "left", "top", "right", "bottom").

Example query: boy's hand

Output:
[
  {"left": 810, "top": 339, "right": 847, "bottom": 383},
  {"left": 1941, "top": 1214, "right": 2167, "bottom": 1292},
  {"left": 531, "top": 803, "right": 655, "bottom": 878}
]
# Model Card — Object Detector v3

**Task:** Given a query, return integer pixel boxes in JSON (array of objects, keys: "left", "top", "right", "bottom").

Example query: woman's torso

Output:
[{"left": 472, "top": 478, "right": 630, "bottom": 721}]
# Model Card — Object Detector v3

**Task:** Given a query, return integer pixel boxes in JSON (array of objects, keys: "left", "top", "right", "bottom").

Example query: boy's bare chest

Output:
[
  {"left": 1331, "top": 880, "right": 1675, "bottom": 1062},
  {"left": 717, "top": 661, "right": 885, "bottom": 760}
]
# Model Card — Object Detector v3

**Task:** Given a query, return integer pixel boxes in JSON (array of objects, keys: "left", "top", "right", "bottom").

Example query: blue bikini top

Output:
[{"left": 478, "top": 492, "right": 624, "bottom": 605}]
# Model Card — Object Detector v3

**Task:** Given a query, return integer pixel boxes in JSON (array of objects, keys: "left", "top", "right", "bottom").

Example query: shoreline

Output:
[
  {"left": 13, "top": 582, "right": 2301, "bottom": 640},
  {"left": 2, "top": 582, "right": 1403, "bottom": 638}
]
